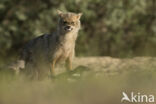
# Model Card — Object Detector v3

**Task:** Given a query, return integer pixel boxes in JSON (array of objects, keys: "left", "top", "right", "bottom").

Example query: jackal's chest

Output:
[{"left": 53, "top": 43, "right": 74, "bottom": 61}]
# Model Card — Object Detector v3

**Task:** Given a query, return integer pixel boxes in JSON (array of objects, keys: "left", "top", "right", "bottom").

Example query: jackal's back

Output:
[{"left": 21, "top": 33, "right": 57, "bottom": 64}]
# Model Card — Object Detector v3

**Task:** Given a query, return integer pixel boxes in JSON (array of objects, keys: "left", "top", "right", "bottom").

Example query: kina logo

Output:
[{"left": 121, "top": 92, "right": 155, "bottom": 103}]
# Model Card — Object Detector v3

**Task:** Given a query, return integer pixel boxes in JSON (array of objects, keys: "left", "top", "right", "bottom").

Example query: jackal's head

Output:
[{"left": 57, "top": 10, "right": 82, "bottom": 33}]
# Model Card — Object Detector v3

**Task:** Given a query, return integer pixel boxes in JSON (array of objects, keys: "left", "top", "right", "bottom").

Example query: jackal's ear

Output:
[
  {"left": 57, "top": 10, "right": 63, "bottom": 17},
  {"left": 77, "top": 13, "right": 82, "bottom": 19}
]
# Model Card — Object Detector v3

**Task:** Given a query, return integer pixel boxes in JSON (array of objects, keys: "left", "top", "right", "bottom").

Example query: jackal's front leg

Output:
[
  {"left": 50, "top": 60, "right": 56, "bottom": 77},
  {"left": 65, "top": 57, "right": 72, "bottom": 71}
]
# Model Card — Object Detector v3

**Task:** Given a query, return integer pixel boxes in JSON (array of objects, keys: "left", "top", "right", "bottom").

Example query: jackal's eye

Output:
[
  {"left": 63, "top": 21, "right": 67, "bottom": 24},
  {"left": 71, "top": 22, "right": 75, "bottom": 25}
]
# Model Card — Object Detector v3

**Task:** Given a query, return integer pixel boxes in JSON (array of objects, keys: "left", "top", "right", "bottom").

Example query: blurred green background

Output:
[
  {"left": 0, "top": 0, "right": 155, "bottom": 59},
  {"left": 0, "top": 1, "right": 156, "bottom": 104}
]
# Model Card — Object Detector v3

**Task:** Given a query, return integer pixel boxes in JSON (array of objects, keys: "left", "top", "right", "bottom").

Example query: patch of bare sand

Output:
[{"left": 71, "top": 57, "right": 156, "bottom": 74}]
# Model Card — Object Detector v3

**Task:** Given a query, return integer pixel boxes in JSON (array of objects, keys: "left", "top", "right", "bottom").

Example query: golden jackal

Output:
[{"left": 21, "top": 10, "right": 82, "bottom": 79}]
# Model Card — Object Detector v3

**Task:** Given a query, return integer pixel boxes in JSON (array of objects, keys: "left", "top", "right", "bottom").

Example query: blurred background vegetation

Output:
[
  {"left": 0, "top": 1, "right": 156, "bottom": 104},
  {"left": 0, "top": 0, "right": 155, "bottom": 60}
]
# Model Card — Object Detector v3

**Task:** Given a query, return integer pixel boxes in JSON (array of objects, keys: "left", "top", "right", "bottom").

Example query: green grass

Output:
[{"left": 0, "top": 66, "right": 156, "bottom": 104}]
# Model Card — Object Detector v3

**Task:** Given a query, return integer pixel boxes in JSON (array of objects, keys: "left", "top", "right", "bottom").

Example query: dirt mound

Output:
[
  {"left": 72, "top": 57, "right": 156, "bottom": 74},
  {"left": 6, "top": 57, "right": 156, "bottom": 78}
]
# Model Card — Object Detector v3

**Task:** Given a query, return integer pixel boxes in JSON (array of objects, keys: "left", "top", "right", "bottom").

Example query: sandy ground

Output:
[
  {"left": 5, "top": 56, "right": 156, "bottom": 78},
  {"left": 56, "top": 56, "right": 156, "bottom": 74}
]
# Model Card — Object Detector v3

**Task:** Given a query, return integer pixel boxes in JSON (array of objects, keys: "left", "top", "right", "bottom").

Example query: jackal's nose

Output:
[{"left": 64, "top": 26, "right": 72, "bottom": 31}]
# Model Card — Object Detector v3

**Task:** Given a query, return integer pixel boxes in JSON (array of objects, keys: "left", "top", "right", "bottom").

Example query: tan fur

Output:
[{"left": 21, "top": 10, "right": 82, "bottom": 79}]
